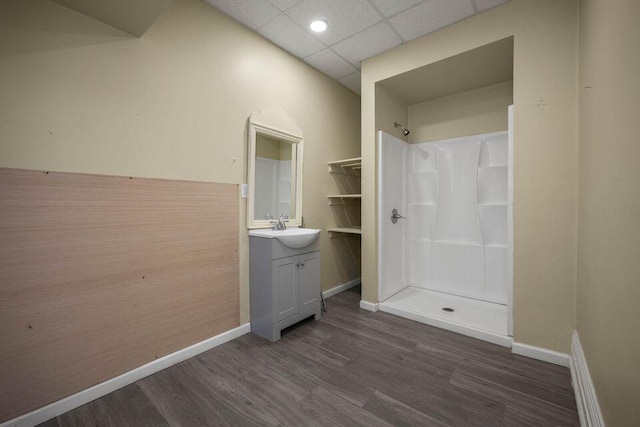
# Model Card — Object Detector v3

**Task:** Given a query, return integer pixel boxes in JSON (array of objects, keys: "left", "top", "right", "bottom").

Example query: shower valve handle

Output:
[{"left": 391, "top": 209, "right": 406, "bottom": 224}]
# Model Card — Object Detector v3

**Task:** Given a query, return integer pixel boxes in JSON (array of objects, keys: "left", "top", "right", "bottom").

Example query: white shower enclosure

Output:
[{"left": 377, "top": 108, "right": 513, "bottom": 346}]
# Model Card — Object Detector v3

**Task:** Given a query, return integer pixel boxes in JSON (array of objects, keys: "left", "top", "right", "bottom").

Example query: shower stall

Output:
[{"left": 377, "top": 107, "right": 513, "bottom": 346}]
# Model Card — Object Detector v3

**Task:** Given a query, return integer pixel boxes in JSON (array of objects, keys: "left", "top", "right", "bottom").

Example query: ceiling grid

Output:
[{"left": 205, "top": 0, "right": 511, "bottom": 94}]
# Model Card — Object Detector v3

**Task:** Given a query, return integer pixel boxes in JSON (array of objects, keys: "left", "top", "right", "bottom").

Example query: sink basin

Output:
[{"left": 249, "top": 228, "right": 321, "bottom": 249}]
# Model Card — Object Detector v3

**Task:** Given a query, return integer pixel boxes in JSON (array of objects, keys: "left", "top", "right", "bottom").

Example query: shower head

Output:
[{"left": 394, "top": 122, "right": 410, "bottom": 136}]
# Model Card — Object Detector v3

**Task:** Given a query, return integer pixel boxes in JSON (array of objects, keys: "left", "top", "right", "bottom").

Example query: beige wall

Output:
[
  {"left": 408, "top": 80, "right": 513, "bottom": 143},
  {"left": 375, "top": 85, "right": 408, "bottom": 141},
  {"left": 577, "top": 0, "right": 640, "bottom": 425},
  {"left": 50, "top": 0, "right": 173, "bottom": 36},
  {"left": 362, "top": 0, "right": 579, "bottom": 352},
  {"left": 256, "top": 134, "right": 292, "bottom": 160},
  {"left": 0, "top": 0, "right": 361, "bottom": 325}
]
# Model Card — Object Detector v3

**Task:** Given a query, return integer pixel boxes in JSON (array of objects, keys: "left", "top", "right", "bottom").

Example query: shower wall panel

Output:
[
  {"left": 406, "top": 143, "right": 438, "bottom": 292},
  {"left": 476, "top": 133, "right": 509, "bottom": 304},
  {"left": 378, "top": 131, "right": 407, "bottom": 301},
  {"left": 379, "top": 130, "right": 510, "bottom": 305},
  {"left": 431, "top": 139, "right": 485, "bottom": 299}
]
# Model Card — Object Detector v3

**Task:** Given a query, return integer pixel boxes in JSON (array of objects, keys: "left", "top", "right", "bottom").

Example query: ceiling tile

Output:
[
  {"left": 389, "top": 0, "right": 475, "bottom": 41},
  {"left": 204, "top": 0, "right": 280, "bottom": 29},
  {"left": 338, "top": 71, "right": 361, "bottom": 94},
  {"left": 332, "top": 22, "right": 401, "bottom": 66},
  {"left": 267, "top": 0, "right": 301, "bottom": 10},
  {"left": 285, "top": 0, "right": 382, "bottom": 45},
  {"left": 305, "top": 48, "right": 358, "bottom": 79},
  {"left": 259, "top": 14, "right": 325, "bottom": 58},
  {"left": 475, "top": 0, "right": 510, "bottom": 12},
  {"left": 368, "top": 0, "right": 424, "bottom": 18}
]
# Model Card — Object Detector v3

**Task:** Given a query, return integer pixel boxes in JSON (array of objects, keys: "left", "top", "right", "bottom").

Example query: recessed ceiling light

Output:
[{"left": 310, "top": 20, "right": 327, "bottom": 33}]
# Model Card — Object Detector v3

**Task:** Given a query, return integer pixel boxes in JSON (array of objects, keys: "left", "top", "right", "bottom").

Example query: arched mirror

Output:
[{"left": 247, "top": 108, "right": 303, "bottom": 229}]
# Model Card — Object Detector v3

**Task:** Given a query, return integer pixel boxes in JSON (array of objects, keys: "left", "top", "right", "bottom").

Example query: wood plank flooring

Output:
[{"left": 40, "top": 286, "right": 579, "bottom": 426}]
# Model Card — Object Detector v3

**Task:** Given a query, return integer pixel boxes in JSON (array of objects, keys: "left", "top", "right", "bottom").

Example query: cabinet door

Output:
[
  {"left": 298, "top": 251, "right": 320, "bottom": 311},
  {"left": 272, "top": 256, "right": 299, "bottom": 322}
]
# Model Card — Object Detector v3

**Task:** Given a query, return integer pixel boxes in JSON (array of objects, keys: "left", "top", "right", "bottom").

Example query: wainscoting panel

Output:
[{"left": 0, "top": 168, "right": 239, "bottom": 423}]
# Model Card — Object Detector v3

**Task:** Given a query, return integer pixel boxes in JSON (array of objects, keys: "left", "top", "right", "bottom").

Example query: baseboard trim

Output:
[
  {"left": 512, "top": 341, "right": 570, "bottom": 367},
  {"left": 359, "top": 300, "right": 379, "bottom": 312},
  {"left": 322, "top": 277, "right": 361, "bottom": 299},
  {"left": 570, "top": 330, "right": 605, "bottom": 427},
  {"left": 1, "top": 323, "right": 251, "bottom": 427}
]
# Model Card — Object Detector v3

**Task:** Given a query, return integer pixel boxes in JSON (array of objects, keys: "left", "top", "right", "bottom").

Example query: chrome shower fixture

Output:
[{"left": 394, "top": 122, "right": 410, "bottom": 136}]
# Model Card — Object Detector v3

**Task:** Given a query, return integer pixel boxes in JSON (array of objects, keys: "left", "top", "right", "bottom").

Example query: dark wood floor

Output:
[{"left": 40, "top": 286, "right": 579, "bottom": 426}]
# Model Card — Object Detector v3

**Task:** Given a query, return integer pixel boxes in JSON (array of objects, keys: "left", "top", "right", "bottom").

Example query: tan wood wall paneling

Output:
[{"left": 0, "top": 168, "right": 240, "bottom": 422}]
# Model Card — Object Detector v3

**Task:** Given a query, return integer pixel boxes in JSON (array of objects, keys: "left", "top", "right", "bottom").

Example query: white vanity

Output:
[
  {"left": 246, "top": 108, "right": 322, "bottom": 341},
  {"left": 249, "top": 229, "right": 321, "bottom": 341}
]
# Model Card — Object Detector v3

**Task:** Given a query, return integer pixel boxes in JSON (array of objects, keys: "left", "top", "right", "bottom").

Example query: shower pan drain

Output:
[{"left": 442, "top": 307, "right": 455, "bottom": 312}]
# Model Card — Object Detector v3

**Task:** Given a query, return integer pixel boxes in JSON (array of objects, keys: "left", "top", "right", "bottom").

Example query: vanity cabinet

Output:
[{"left": 249, "top": 237, "right": 321, "bottom": 341}]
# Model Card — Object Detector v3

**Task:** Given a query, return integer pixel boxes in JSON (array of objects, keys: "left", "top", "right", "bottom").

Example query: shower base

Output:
[{"left": 378, "top": 287, "right": 512, "bottom": 347}]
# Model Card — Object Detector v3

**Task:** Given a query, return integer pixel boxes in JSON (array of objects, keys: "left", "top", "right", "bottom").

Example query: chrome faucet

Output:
[
  {"left": 266, "top": 213, "right": 289, "bottom": 230},
  {"left": 277, "top": 214, "right": 289, "bottom": 230},
  {"left": 265, "top": 213, "right": 277, "bottom": 230}
]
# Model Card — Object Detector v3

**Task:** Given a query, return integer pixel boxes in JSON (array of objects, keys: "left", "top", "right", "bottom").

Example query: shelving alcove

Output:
[{"left": 327, "top": 157, "right": 362, "bottom": 237}]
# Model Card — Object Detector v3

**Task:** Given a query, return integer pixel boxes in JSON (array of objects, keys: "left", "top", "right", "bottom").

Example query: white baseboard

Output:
[
  {"left": 1, "top": 323, "right": 251, "bottom": 427},
  {"left": 570, "top": 330, "right": 605, "bottom": 427},
  {"left": 512, "top": 341, "right": 570, "bottom": 367},
  {"left": 322, "top": 277, "right": 361, "bottom": 299},
  {"left": 359, "top": 300, "right": 379, "bottom": 312}
]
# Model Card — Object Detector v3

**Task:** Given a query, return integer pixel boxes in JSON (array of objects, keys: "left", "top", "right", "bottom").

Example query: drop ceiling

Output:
[{"left": 204, "top": 0, "right": 512, "bottom": 94}]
